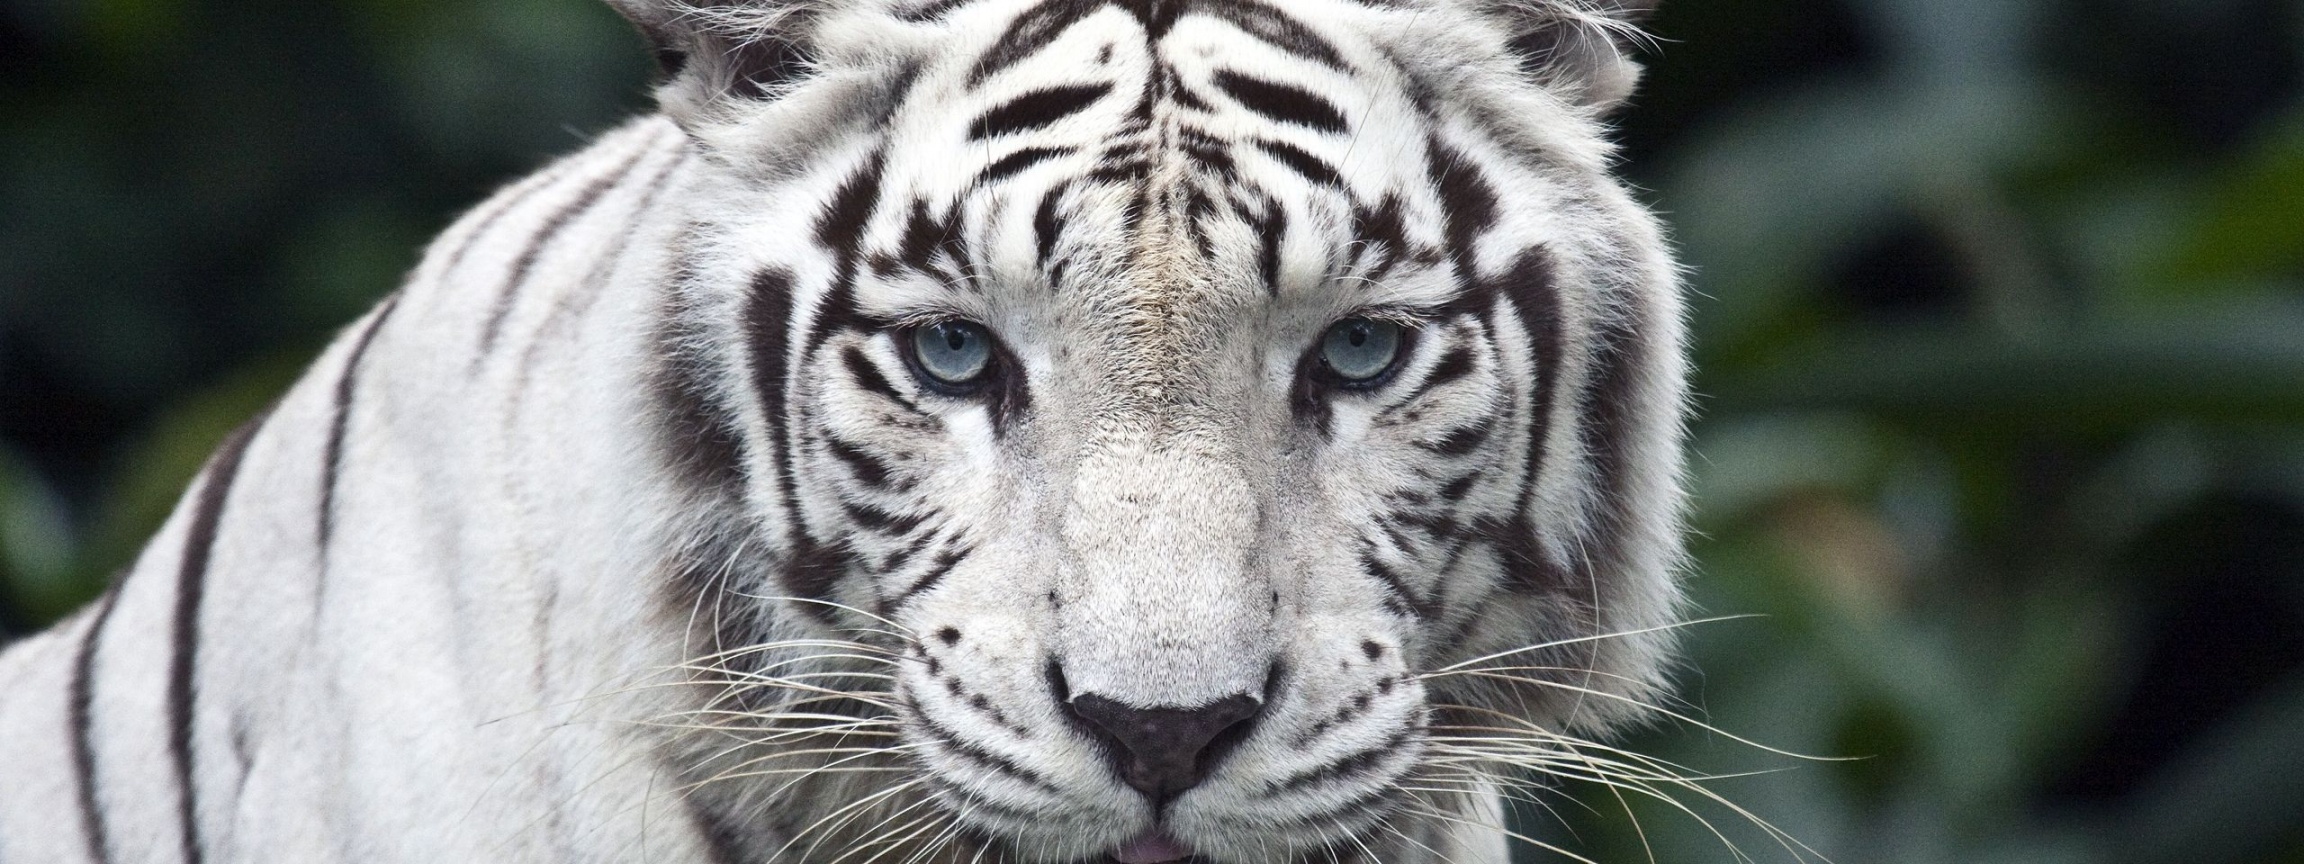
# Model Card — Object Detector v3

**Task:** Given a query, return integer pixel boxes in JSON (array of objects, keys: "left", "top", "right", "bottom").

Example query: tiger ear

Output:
[
  {"left": 1498, "top": 0, "right": 1658, "bottom": 112},
  {"left": 606, "top": 0, "right": 814, "bottom": 104}
]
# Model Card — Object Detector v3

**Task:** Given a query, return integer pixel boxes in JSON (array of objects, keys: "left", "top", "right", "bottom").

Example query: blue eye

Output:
[
  {"left": 909, "top": 320, "right": 995, "bottom": 387},
  {"left": 1320, "top": 318, "right": 1404, "bottom": 384}
]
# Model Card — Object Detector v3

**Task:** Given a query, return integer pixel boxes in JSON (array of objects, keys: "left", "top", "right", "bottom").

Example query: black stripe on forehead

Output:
[
  {"left": 968, "top": 0, "right": 1348, "bottom": 90},
  {"left": 1194, "top": 0, "right": 1348, "bottom": 70},
  {"left": 969, "top": 0, "right": 1106, "bottom": 86},
  {"left": 1424, "top": 138, "right": 1500, "bottom": 271},
  {"left": 969, "top": 84, "right": 1113, "bottom": 140},
  {"left": 1210, "top": 70, "right": 1348, "bottom": 133}
]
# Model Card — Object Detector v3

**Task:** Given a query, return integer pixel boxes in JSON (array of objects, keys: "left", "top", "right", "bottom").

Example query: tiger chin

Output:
[{"left": 0, "top": 0, "right": 1690, "bottom": 861}]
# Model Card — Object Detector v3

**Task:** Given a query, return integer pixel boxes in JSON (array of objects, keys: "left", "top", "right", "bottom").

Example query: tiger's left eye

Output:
[
  {"left": 1320, "top": 318, "right": 1404, "bottom": 384},
  {"left": 909, "top": 320, "right": 995, "bottom": 387}
]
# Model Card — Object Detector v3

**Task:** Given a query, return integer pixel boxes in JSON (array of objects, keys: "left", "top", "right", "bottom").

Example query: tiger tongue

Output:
[{"left": 1111, "top": 831, "right": 1194, "bottom": 864}]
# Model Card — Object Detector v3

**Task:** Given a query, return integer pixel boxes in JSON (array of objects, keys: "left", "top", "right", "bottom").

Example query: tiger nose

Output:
[{"left": 1069, "top": 692, "right": 1263, "bottom": 803}]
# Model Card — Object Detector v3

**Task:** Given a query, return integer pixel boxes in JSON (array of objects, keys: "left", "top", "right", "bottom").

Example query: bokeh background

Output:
[{"left": 3, "top": 0, "right": 2301, "bottom": 861}]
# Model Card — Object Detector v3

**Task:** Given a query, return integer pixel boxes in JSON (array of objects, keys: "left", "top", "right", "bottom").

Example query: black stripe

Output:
[
  {"left": 894, "top": 199, "right": 965, "bottom": 282},
  {"left": 1577, "top": 272, "right": 1652, "bottom": 589},
  {"left": 979, "top": 146, "right": 1075, "bottom": 182},
  {"left": 898, "top": 0, "right": 982, "bottom": 21},
  {"left": 840, "top": 345, "right": 926, "bottom": 416},
  {"left": 1255, "top": 201, "right": 1287, "bottom": 293},
  {"left": 1254, "top": 139, "right": 1345, "bottom": 188},
  {"left": 893, "top": 548, "right": 969, "bottom": 610},
  {"left": 680, "top": 792, "right": 747, "bottom": 864},
  {"left": 916, "top": 713, "right": 1061, "bottom": 793},
  {"left": 1117, "top": 0, "right": 1184, "bottom": 36},
  {"left": 1436, "top": 472, "right": 1479, "bottom": 502},
  {"left": 319, "top": 294, "right": 403, "bottom": 554},
  {"left": 1033, "top": 181, "right": 1069, "bottom": 267},
  {"left": 744, "top": 268, "right": 802, "bottom": 524},
  {"left": 1488, "top": 250, "right": 1568, "bottom": 593},
  {"left": 1358, "top": 546, "right": 1428, "bottom": 618},
  {"left": 925, "top": 776, "right": 1052, "bottom": 825},
  {"left": 438, "top": 167, "right": 567, "bottom": 276},
  {"left": 476, "top": 140, "right": 657, "bottom": 359},
  {"left": 968, "top": 84, "right": 1111, "bottom": 140},
  {"left": 1418, "top": 416, "right": 1494, "bottom": 457},
  {"left": 70, "top": 584, "right": 123, "bottom": 864},
  {"left": 741, "top": 266, "right": 856, "bottom": 624},
  {"left": 1425, "top": 140, "right": 1500, "bottom": 269},
  {"left": 1196, "top": 0, "right": 1349, "bottom": 70},
  {"left": 1210, "top": 70, "right": 1347, "bottom": 132},
  {"left": 169, "top": 412, "right": 268, "bottom": 864},
  {"left": 1349, "top": 194, "right": 1416, "bottom": 282},
  {"left": 1264, "top": 728, "right": 1410, "bottom": 793},
  {"left": 822, "top": 435, "right": 897, "bottom": 489},
  {"left": 841, "top": 499, "right": 928, "bottom": 536},
  {"left": 800, "top": 153, "right": 891, "bottom": 357},
  {"left": 654, "top": 318, "right": 749, "bottom": 495},
  {"left": 1383, "top": 341, "right": 1475, "bottom": 416},
  {"left": 968, "top": 0, "right": 1103, "bottom": 87}
]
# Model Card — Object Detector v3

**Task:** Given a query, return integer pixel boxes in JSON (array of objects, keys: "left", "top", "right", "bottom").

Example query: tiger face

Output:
[{"left": 640, "top": 0, "right": 1687, "bottom": 859}]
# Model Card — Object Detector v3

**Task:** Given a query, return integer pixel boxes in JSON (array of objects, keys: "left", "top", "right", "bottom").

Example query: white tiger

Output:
[{"left": 0, "top": 0, "right": 1692, "bottom": 860}]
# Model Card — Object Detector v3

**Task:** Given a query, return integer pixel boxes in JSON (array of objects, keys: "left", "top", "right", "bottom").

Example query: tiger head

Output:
[{"left": 630, "top": 0, "right": 1686, "bottom": 860}]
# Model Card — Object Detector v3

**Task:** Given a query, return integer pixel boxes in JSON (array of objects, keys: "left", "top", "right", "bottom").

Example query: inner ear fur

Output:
[
  {"left": 607, "top": 0, "right": 816, "bottom": 103},
  {"left": 1492, "top": 0, "right": 1658, "bottom": 111}
]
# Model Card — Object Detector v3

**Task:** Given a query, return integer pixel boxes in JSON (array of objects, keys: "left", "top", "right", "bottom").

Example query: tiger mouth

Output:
[{"left": 1107, "top": 829, "right": 1194, "bottom": 864}]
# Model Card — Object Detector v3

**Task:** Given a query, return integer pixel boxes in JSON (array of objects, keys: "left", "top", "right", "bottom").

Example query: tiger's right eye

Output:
[
  {"left": 908, "top": 320, "right": 995, "bottom": 388},
  {"left": 1319, "top": 318, "right": 1405, "bottom": 385}
]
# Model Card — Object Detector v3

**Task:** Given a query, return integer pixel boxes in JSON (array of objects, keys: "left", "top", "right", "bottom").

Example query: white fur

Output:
[{"left": 0, "top": 0, "right": 1685, "bottom": 861}]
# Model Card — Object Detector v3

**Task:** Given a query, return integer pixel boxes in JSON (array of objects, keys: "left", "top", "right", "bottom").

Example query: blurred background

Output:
[{"left": 1, "top": 0, "right": 2300, "bottom": 861}]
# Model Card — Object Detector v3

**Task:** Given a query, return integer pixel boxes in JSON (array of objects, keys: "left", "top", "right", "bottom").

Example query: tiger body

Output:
[{"left": 0, "top": 0, "right": 1689, "bottom": 861}]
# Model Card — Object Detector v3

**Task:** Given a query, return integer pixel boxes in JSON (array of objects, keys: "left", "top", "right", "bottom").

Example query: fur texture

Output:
[{"left": 0, "top": 0, "right": 1688, "bottom": 861}]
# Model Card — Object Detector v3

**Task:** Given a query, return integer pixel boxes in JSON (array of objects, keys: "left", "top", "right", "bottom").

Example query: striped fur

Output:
[{"left": 0, "top": 0, "right": 1689, "bottom": 861}]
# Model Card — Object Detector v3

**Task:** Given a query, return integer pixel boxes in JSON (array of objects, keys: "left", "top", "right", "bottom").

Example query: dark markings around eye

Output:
[
  {"left": 968, "top": 84, "right": 1113, "bottom": 140},
  {"left": 1211, "top": 70, "right": 1347, "bottom": 132},
  {"left": 1418, "top": 417, "right": 1493, "bottom": 457},
  {"left": 822, "top": 435, "right": 897, "bottom": 489},
  {"left": 754, "top": 152, "right": 889, "bottom": 623},
  {"left": 840, "top": 345, "right": 924, "bottom": 416},
  {"left": 1377, "top": 337, "right": 1477, "bottom": 421}
]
